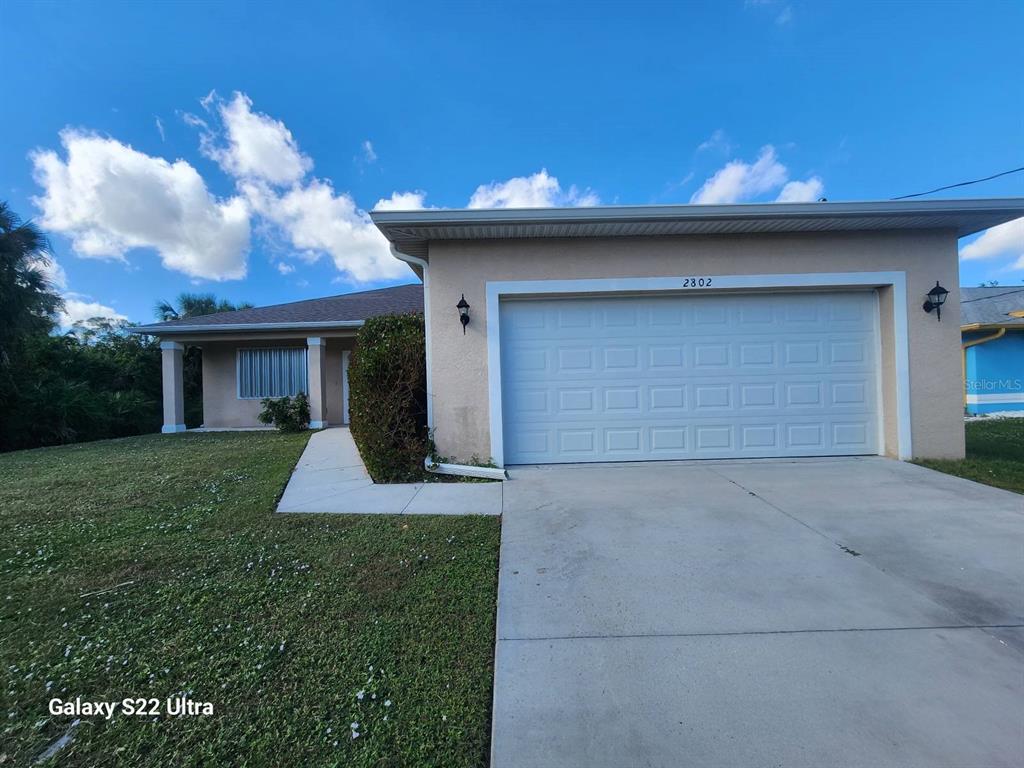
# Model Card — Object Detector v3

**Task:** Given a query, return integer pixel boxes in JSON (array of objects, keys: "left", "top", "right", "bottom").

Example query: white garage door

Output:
[{"left": 499, "top": 291, "right": 880, "bottom": 464}]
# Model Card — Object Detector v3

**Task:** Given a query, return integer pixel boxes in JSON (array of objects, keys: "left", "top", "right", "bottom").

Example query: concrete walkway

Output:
[
  {"left": 276, "top": 427, "right": 501, "bottom": 515},
  {"left": 493, "top": 457, "right": 1024, "bottom": 768}
]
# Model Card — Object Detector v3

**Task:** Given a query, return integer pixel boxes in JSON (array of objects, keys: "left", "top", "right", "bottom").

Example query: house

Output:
[
  {"left": 133, "top": 284, "right": 423, "bottom": 430},
  {"left": 138, "top": 198, "right": 1024, "bottom": 465},
  {"left": 961, "top": 286, "right": 1024, "bottom": 415}
]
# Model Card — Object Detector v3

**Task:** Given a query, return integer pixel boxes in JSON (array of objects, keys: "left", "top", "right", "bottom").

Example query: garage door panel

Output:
[
  {"left": 509, "top": 380, "right": 876, "bottom": 421},
  {"left": 504, "top": 419, "right": 879, "bottom": 465},
  {"left": 500, "top": 292, "right": 879, "bottom": 463}
]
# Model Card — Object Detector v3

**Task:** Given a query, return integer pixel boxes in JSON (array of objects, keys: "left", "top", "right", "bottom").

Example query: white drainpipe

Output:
[{"left": 389, "top": 245, "right": 508, "bottom": 482}]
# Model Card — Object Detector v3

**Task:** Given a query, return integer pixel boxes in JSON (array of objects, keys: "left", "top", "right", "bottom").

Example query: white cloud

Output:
[
  {"left": 690, "top": 146, "right": 788, "bottom": 204},
  {"left": 181, "top": 111, "right": 208, "bottom": 131},
  {"left": 690, "top": 145, "right": 823, "bottom": 205},
  {"left": 776, "top": 177, "right": 824, "bottom": 202},
  {"left": 31, "top": 129, "right": 251, "bottom": 281},
  {"left": 59, "top": 297, "right": 127, "bottom": 327},
  {"left": 745, "top": 0, "right": 793, "bottom": 25},
  {"left": 697, "top": 129, "right": 732, "bottom": 154},
  {"left": 30, "top": 254, "right": 68, "bottom": 290},
  {"left": 242, "top": 179, "right": 408, "bottom": 282},
  {"left": 155, "top": 117, "right": 165, "bottom": 141},
  {"left": 468, "top": 169, "right": 599, "bottom": 209},
  {"left": 201, "top": 92, "right": 312, "bottom": 185},
  {"left": 361, "top": 140, "right": 377, "bottom": 164},
  {"left": 961, "top": 217, "right": 1024, "bottom": 263},
  {"left": 34, "top": 94, "right": 606, "bottom": 287},
  {"left": 373, "top": 191, "right": 429, "bottom": 211}
]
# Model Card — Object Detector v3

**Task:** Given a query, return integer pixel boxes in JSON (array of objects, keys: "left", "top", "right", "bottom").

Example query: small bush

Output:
[
  {"left": 258, "top": 392, "right": 310, "bottom": 432},
  {"left": 348, "top": 313, "right": 428, "bottom": 482}
]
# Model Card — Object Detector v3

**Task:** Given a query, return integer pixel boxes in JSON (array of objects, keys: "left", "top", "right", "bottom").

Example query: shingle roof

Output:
[
  {"left": 960, "top": 286, "right": 1024, "bottom": 327},
  {"left": 133, "top": 283, "right": 423, "bottom": 334}
]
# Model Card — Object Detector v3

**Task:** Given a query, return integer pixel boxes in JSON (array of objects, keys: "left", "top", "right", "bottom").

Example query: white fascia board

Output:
[
  {"left": 131, "top": 320, "right": 365, "bottom": 335},
  {"left": 371, "top": 197, "right": 1024, "bottom": 227}
]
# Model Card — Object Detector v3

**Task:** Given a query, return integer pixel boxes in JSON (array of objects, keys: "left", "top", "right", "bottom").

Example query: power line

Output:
[
  {"left": 961, "top": 287, "right": 1024, "bottom": 303},
  {"left": 892, "top": 165, "right": 1024, "bottom": 200}
]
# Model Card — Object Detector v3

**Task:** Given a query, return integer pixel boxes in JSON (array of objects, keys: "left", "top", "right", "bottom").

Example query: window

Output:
[{"left": 237, "top": 348, "right": 308, "bottom": 399}]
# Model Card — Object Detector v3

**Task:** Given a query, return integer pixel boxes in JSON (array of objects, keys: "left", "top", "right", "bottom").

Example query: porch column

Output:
[
  {"left": 160, "top": 341, "right": 187, "bottom": 433},
  {"left": 307, "top": 337, "right": 328, "bottom": 429}
]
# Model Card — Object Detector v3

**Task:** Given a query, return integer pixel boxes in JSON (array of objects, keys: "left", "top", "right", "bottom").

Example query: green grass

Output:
[
  {"left": 915, "top": 417, "right": 1024, "bottom": 494},
  {"left": 0, "top": 432, "right": 501, "bottom": 766}
]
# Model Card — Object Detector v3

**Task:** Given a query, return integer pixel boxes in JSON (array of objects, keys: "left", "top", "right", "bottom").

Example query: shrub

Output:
[
  {"left": 258, "top": 392, "right": 310, "bottom": 432},
  {"left": 348, "top": 313, "right": 428, "bottom": 482}
]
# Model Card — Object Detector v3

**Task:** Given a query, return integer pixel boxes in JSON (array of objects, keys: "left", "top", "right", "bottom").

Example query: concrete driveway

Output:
[{"left": 493, "top": 457, "right": 1024, "bottom": 768}]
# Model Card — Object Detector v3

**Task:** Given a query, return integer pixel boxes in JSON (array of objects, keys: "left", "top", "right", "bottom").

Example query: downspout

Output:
[
  {"left": 961, "top": 326, "right": 1006, "bottom": 409},
  {"left": 389, "top": 244, "right": 508, "bottom": 481}
]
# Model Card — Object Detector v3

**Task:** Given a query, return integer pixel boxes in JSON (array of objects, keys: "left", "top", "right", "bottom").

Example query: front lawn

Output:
[
  {"left": 915, "top": 417, "right": 1024, "bottom": 494},
  {"left": 0, "top": 432, "right": 501, "bottom": 766}
]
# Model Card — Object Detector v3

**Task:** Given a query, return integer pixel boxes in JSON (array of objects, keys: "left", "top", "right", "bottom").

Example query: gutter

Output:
[
  {"left": 370, "top": 196, "right": 1024, "bottom": 227},
  {"left": 388, "top": 245, "right": 506, "bottom": 481},
  {"left": 961, "top": 327, "right": 1008, "bottom": 408},
  {"left": 130, "top": 320, "right": 365, "bottom": 335}
]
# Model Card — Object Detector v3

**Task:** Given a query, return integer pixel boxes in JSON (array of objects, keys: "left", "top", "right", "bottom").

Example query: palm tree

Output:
[
  {"left": 154, "top": 293, "right": 254, "bottom": 322},
  {"left": 0, "top": 202, "right": 62, "bottom": 365}
]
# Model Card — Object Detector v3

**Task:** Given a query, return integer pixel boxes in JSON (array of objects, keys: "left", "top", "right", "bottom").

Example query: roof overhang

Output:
[
  {"left": 371, "top": 198, "right": 1024, "bottom": 260},
  {"left": 130, "top": 320, "right": 365, "bottom": 336}
]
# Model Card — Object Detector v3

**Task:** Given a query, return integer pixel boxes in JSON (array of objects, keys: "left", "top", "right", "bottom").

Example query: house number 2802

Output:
[{"left": 682, "top": 277, "right": 712, "bottom": 287}]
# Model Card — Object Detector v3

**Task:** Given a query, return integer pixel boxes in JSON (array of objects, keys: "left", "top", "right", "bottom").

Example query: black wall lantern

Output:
[
  {"left": 456, "top": 294, "right": 470, "bottom": 334},
  {"left": 922, "top": 281, "right": 949, "bottom": 321}
]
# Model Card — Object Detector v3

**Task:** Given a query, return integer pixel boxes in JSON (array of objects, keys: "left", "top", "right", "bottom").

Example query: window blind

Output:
[{"left": 237, "top": 348, "right": 308, "bottom": 399}]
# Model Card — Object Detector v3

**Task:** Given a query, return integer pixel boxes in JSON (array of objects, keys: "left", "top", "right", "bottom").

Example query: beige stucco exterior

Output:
[
  {"left": 424, "top": 229, "right": 965, "bottom": 463},
  {"left": 192, "top": 336, "right": 354, "bottom": 429}
]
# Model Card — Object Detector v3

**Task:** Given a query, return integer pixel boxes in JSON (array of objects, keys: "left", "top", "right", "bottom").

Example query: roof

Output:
[
  {"left": 960, "top": 286, "right": 1024, "bottom": 329},
  {"left": 132, "top": 283, "right": 423, "bottom": 335},
  {"left": 371, "top": 198, "right": 1024, "bottom": 260}
]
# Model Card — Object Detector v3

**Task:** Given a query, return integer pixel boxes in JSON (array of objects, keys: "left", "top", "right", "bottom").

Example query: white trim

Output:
[
  {"left": 390, "top": 246, "right": 433, "bottom": 428},
  {"left": 341, "top": 350, "right": 351, "bottom": 425},
  {"left": 873, "top": 290, "right": 885, "bottom": 456},
  {"left": 371, "top": 196, "right": 1024, "bottom": 228},
  {"left": 160, "top": 341, "right": 184, "bottom": 351},
  {"left": 133, "top": 320, "right": 364, "bottom": 335},
  {"left": 966, "top": 393, "right": 1024, "bottom": 404},
  {"left": 161, "top": 424, "right": 187, "bottom": 433},
  {"left": 485, "top": 271, "right": 913, "bottom": 466},
  {"left": 306, "top": 336, "right": 324, "bottom": 346}
]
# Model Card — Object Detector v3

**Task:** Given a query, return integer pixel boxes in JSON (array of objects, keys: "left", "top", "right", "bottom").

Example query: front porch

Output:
[{"left": 159, "top": 333, "right": 356, "bottom": 432}]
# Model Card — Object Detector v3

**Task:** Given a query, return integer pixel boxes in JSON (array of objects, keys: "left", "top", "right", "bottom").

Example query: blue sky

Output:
[{"left": 3, "top": 0, "right": 1022, "bottom": 326}]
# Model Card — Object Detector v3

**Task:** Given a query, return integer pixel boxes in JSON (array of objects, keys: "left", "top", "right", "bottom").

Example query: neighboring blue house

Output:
[{"left": 961, "top": 287, "right": 1024, "bottom": 414}]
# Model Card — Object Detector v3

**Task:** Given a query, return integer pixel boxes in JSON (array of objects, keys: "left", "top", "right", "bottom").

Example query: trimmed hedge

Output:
[{"left": 348, "top": 313, "right": 429, "bottom": 482}]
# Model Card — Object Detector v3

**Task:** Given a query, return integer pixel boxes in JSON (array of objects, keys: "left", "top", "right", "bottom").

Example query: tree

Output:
[
  {"left": 0, "top": 202, "right": 62, "bottom": 366},
  {"left": 155, "top": 293, "right": 253, "bottom": 321},
  {"left": 0, "top": 202, "right": 258, "bottom": 451}
]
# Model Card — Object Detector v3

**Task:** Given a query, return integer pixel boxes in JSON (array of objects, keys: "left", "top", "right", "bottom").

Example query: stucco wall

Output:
[
  {"left": 425, "top": 230, "right": 964, "bottom": 462},
  {"left": 199, "top": 337, "right": 353, "bottom": 428}
]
